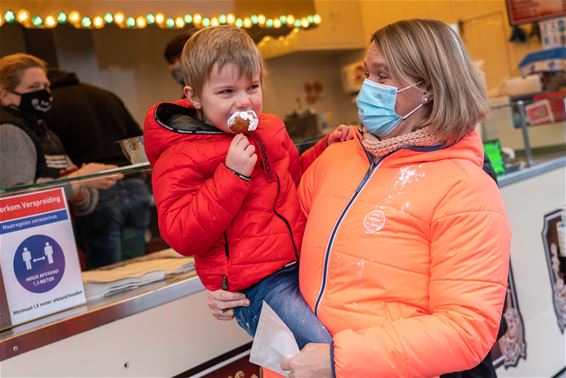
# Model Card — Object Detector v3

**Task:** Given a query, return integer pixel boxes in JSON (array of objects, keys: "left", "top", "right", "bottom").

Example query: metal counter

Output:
[
  {"left": 0, "top": 270, "right": 203, "bottom": 362},
  {"left": 499, "top": 155, "right": 566, "bottom": 187}
]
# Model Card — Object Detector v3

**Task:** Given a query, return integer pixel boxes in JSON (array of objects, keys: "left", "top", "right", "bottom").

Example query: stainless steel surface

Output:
[
  {"left": 0, "top": 271, "right": 202, "bottom": 361},
  {"left": 499, "top": 156, "right": 566, "bottom": 187}
]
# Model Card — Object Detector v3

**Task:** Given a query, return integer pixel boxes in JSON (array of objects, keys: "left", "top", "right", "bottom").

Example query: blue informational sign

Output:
[
  {"left": 0, "top": 188, "right": 85, "bottom": 326},
  {"left": 13, "top": 235, "right": 65, "bottom": 294}
]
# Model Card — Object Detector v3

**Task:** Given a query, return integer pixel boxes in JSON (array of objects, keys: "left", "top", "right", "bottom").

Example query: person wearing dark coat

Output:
[{"left": 46, "top": 68, "right": 151, "bottom": 269}]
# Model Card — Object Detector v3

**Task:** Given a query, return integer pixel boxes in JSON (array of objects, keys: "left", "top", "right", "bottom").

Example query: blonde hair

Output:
[
  {"left": 372, "top": 19, "right": 488, "bottom": 145},
  {"left": 181, "top": 26, "right": 263, "bottom": 97},
  {"left": 0, "top": 53, "right": 46, "bottom": 91}
]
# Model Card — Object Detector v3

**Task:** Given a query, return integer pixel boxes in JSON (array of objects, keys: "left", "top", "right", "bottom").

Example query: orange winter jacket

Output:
[{"left": 298, "top": 130, "right": 510, "bottom": 377}]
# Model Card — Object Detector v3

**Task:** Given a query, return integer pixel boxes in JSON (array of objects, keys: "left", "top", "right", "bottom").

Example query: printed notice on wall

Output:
[{"left": 0, "top": 188, "right": 85, "bottom": 326}]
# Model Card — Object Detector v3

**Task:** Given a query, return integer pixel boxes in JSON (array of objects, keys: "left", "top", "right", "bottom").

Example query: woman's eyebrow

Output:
[{"left": 370, "top": 62, "right": 389, "bottom": 71}]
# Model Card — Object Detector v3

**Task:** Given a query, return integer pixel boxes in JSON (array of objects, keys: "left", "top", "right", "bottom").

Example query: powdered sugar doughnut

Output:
[{"left": 227, "top": 110, "right": 259, "bottom": 133}]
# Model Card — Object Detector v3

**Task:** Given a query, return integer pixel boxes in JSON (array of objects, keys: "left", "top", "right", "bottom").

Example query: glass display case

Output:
[{"left": 482, "top": 91, "right": 565, "bottom": 172}]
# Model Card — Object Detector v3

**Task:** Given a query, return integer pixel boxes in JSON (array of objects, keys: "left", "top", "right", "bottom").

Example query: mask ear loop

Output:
[
  {"left": 396, "top": 80, "right": 427, "bottom": 119},
  {"left": 396, "top": 80, "right": 423, "bottom": 93},
  {"left": 400, "top": 103, "right": 424, "bottom": 120}
]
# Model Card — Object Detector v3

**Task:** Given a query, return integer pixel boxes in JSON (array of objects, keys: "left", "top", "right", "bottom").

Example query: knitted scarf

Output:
[{"left": 362, "top": 126, "right": 444, "bottom": 158}]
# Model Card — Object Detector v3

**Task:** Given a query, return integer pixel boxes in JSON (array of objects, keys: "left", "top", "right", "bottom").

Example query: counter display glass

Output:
[{"left": 483, "top": 91, "right": 565, "bottom": 169}]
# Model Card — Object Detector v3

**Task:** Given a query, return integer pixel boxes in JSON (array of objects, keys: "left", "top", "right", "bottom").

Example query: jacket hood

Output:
[
  {"left": 144, "top": 99, "right": 222, "bottom": 165},
  {"left": 363, "top": 130, "right": 485, "bottom": 169},
  {"left": 47, "top": 68, "right": 80, "bottom": 88}
]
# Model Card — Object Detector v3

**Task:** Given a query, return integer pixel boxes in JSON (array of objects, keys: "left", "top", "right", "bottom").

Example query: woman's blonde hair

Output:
[
  {"left": 181, "top": 26, "right": 263, "bottom": 97},
  {"left": 372, "top": 19, "right": 488, "bottom": 145},
  {"left": 0, "top": 53, "right": 46, "bottom": 91}
]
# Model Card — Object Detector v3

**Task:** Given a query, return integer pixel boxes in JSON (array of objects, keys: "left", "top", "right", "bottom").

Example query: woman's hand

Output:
[
  {"left": 207, "top": 289, "right": 250, "bottom": 320},
  {"left": 59, "top": 162, "right": 79, "bottom": 177},
  {"left": 280, "top": 343, "right": 332, "bottom": 378},
  {"left": 327, "top": 125, "right": 357, "bottom": 145},
  {"left": 67, "top": 163, "right": 124, "bottom": 190}
]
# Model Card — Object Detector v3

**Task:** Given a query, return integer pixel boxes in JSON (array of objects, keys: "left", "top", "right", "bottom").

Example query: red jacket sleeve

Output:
[
  {"left": 152, "top": 147, "right": 251, "bottom": 257},
  {"left": 286, "top": 133, "right": 330, "bottom": 186}
]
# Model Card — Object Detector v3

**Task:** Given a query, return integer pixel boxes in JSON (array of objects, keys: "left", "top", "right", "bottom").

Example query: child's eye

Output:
[
  {"left": 248, "top": 84, "right": 260, "bottom": 91},
  {"left": 218, "top": 89, "right": 233, "bottom": 95}
]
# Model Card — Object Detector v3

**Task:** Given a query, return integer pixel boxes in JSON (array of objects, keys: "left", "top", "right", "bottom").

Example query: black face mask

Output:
[{"left": 12, "top": 89, "right": 53, "bottom": 119}]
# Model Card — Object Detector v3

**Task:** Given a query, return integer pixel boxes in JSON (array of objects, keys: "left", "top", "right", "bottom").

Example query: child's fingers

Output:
[
  {"left": 244, "top": 144, "right": 256, "bottom": 157},
  {"left": 229, "top": 134, "right": 245, "bottom": 148},
  {"left": 249, "top": 153, "right": 258, "bottom": 167},
  {"left": 234, "top": 134, "right": 249, "bottom": 149}
]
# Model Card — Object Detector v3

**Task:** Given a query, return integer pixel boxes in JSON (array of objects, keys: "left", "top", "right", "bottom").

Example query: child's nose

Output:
[{"left": 235, "top": 93, "right": 252, "bottom": 109}]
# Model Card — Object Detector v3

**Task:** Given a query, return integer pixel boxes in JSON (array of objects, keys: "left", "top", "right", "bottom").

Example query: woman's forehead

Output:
[
  {"left": 364, "top": 43, "right": 389, "bottom": 71},
  {"left": 19, "top": 67, "right": 48, "bottom": 86}
]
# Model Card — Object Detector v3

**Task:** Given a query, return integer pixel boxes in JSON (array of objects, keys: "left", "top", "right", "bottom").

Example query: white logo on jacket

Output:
[{"left": 363, "top": 209, "right": 386, "bottom": 234}]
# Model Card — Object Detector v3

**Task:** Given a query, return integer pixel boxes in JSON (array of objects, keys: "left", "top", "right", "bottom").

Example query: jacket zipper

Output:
[
  {"left": 223, "top": 232, "right": 230, "bottom": 290},
  {"left": 314, "top": 160, "right": 380, "bottom": 316},
  {"left": 273, "top": 175, "right": 299, "bottom": 261}
]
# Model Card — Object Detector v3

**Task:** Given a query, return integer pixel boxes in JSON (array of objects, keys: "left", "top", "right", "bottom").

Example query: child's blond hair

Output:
[{"left": 181, "top": 26, "right": 263, "bottom": 97}]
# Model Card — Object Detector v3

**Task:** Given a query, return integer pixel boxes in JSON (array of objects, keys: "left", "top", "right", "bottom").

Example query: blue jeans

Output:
[
  {"left": 76, "top": 178, "right": 151, "bottom": 269},
  {"left": 234, "top": 263, "right": 332, "bottom": 349}
]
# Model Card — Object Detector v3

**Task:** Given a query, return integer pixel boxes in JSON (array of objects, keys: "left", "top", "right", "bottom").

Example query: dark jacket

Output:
[
  {"left": 46, "top": 69, "right": 141, "bottom": 166},
  {"left": 0, "top": 106, "right": 67, "bottom": 182}
]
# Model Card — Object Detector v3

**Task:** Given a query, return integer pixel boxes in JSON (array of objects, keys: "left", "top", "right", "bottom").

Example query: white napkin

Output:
[{"left": 249, "top": 301, "right": 300, "bottom": 376}]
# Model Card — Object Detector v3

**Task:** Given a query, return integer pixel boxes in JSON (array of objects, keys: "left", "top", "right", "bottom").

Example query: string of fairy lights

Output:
[{"left": 0, "top": 9, "right": 321, "bottom": 30}]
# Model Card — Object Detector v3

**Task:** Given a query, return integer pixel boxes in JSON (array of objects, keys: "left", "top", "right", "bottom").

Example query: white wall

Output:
[
  {"left": 498, "top": 166, "right": 566, "bottom": 376},
  {"left": 263, "top": 49, "right": 363, "bottom": 129},
  {"left": 54, "top": 27, "right": 185, "bottom": 126}
]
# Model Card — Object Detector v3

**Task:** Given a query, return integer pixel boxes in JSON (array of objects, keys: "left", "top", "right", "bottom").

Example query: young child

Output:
[{"left": 144, "top": 26, "right": 353, "bottom": 348}]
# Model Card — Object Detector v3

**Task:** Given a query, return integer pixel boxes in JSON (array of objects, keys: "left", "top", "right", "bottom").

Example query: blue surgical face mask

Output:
[{"left": 357, "top": 79, "right": 423, "bottom": 139}]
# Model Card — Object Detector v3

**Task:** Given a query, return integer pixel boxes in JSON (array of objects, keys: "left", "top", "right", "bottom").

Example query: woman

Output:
[
  {"left": 0, "top": 53, "right": 120, "bottom": 214},
  {"left": 208, "top": 19, "right": 510, "bottom": 377}
]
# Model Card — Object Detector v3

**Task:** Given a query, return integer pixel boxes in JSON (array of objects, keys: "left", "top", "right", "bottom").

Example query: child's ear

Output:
[{"left": 184, "top": 86, "right": 201, "bottom": 109}]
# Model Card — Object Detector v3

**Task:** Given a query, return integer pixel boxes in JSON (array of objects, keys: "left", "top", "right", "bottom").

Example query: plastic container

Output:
[{"left": 118, "top": 136, "right": 148, "bottom": 165}]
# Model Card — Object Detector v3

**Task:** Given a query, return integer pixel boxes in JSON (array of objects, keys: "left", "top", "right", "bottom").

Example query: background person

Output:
[
  {"left": 208, "top": 19, "right": 511, "bottom": 378},
  {"left": 0, "top": 53, "right": 120, "bottom": 216},
  {"left": 163, "top": 32, "right": 192, "bottom": 86},
  {"left": 46, "top": 67, "right": 151, "bottom": 269}
]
